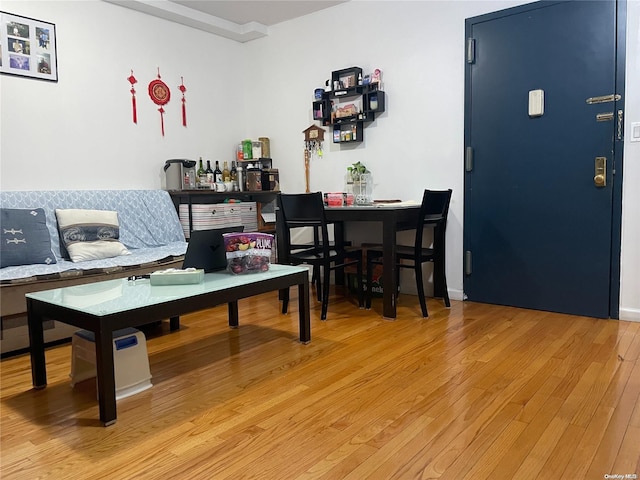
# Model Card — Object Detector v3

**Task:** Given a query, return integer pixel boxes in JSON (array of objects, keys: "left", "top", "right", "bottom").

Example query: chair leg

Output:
[
  {"left": 356, "top": 254, "right": 364, "bottom": 308},
  {"left": 321, "top": 263, "right": 331, "bottom": 320},
  {"left": 365, "top": 255, "right": 374, "bottom": 309},
  {"left": 312, "top": 266, "right": 321, "bottom": 301},
  {"left": 441, "top": 274, "right": 451, "bottom": 308},
  {"left": 415, "top": 263, "right": 428, "bottom": 318},
  {"left": 433, "top": 254, "right": 450, "bottom": 308},
  {"left": 314, "top": 266, "right": 322, "bottom": 302}
]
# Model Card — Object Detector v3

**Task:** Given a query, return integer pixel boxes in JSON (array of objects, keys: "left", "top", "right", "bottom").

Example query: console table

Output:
[{"left": 27, "top": 264, "right": 310, "bottom": 426}]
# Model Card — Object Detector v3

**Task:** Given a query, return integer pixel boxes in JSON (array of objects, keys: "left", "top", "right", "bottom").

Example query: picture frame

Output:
[
  {"left": 339, "top": 73, "right": 356, "bottom": 89},
  {"left": 0, "top": 11, "right": 57, "bottom": 82},
  {"left": 331, "top": 67, "right": 362, "bottom": 91}
]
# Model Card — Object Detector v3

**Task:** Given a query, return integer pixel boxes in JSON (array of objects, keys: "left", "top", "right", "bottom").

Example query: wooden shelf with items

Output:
[
  {"left": 312, "top": 66, "right": 385, "bottom": 144},
  {"left": 168, "top": 190, "right": 279, "bottom": 235}
]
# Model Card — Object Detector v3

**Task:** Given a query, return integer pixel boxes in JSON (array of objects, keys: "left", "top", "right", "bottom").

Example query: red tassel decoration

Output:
[
  {"left": 159, "top": 107, "right": 165, "bottom": 136},
  {"left": 132, "top": 95, "right": 137, "bottom": 124},
  {"left": 179, "top": 77, "right": 187, "bottom": 127},
  {"left": 148, "top": 67, "right": 171, "bottom": 136},
  {"left": 127, "top": 70, "right": 138, "bottom": 124}
]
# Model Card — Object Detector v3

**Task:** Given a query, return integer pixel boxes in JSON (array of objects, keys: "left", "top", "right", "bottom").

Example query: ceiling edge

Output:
[{"left": 102, "top": 0, "right": 269, "bottom": 42}]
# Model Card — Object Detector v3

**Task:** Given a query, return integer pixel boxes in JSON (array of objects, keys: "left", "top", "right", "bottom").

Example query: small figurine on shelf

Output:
[
  {"left": 371, "top": 68, "right": 382, "bottom": 85},
  {"left": 370, "top": 68, "right": 382, "bottom": 91}
]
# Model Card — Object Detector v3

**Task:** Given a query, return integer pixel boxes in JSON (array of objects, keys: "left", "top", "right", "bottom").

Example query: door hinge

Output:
[
  {"left": 467, "top": 38, "right": 476, "bottom": 64},
  {"left": 465, "top": 146, "right": 473, "bottom": 172},
  {"left": 465, "top": 251, "right": 472, "bottom": 275},
  {"left": 617, "top": 109, "right": 623, "bottom": 140}
]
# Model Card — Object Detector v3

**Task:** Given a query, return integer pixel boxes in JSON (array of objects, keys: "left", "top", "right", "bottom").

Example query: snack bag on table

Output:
[{"left": 223, "top": 232, "right": 274, "bottom": 274}]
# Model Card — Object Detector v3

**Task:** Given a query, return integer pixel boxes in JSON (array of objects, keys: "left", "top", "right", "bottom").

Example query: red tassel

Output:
[
  {"left": 159, "top": 107, "right": 165, "bottom": 136},
  {"left": 127, "top": 70, "right": 138, "bottom": 125},
  {"left": 132, "top": 95, "right": 137, "bottom": 124},
  {"left": 178, "top": 76, "right": 187, "bottom": 127}
]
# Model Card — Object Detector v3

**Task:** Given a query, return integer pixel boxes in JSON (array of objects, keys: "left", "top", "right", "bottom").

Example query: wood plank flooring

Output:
[{"left": 1, "top": 287, "right": 639, "bottom": 479}]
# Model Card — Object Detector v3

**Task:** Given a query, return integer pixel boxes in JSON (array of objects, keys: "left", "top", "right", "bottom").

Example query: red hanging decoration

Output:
[
  {"left": 127, "top": 69, "right": 137, "bottom": 124},
  {"left": 148, "top": 67, "right": 171, "bottom": 136},
  {"left": 178, "top": 76, "right": 187, "bottom": 127}
]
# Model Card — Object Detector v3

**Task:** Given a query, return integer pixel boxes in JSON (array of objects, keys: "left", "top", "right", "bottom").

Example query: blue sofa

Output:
[{"left": 1, "top": 190, "right": 187, "bottom": 355}]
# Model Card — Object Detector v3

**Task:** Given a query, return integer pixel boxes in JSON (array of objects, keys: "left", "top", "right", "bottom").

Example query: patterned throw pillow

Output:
[
  {"left": 55, "top": 209, "right": 131, "bottom": 262},
  {"left": 1, "top": 208, "right": 57, "bottom": 268}
]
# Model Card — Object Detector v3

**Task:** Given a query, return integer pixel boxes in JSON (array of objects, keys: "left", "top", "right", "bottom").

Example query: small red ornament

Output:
[
  {"left": 127, "top": 69, "right": 137, "bottom": 124},
  {"left": 148, "top": 67, "right": 171, "bottom": 136},
  {"left": 178, "top": 76, "right": 187, "bottom": 127}
]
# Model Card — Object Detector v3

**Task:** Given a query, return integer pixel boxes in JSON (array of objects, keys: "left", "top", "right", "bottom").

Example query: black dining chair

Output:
[
  {"left": 365, "top": 189, "right": 452, "bottom": 317},
  {"left": 277, "top": 192, "right": 364, "bottom": 320}
]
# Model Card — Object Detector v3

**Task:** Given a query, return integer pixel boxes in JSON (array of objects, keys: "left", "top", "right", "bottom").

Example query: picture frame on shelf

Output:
[
  {"left": 0, "top": 11, "right": 58, "bottom": 82},
  {"left": 331, "top": 67, "right": 362, "bottom": 91},
  {"left": 339, "top": 73, "right": 356, "bottom": 89}
]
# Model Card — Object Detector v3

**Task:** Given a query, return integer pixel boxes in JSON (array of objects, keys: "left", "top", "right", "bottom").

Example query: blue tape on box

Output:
[{"left": 150, "top": 268, "right": 204, "bottom": 285}]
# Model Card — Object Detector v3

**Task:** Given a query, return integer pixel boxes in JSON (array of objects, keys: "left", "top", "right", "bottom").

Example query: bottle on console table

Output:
[
  {"left": 222, "top": 161, "right": 230, "bottom": 182},
  {"left": 205, "top": 160, "right": 214, "bottom": 188},
  {"left": 214, "top": 161, "right": 223, "bottom": 183},
  {"left": 237, "top": 163, "right": 244, "bottom": 192},
  {"left": 230, "top": 161, "right": 238, "bottom": 191},
  {"left": 197, "top": 157, "right": 206, "bottom": 188}
]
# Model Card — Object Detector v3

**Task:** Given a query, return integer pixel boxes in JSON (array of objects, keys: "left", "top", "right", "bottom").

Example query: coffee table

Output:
[{"left": 27, "top": 264, "right": 310, "bottom": 426}]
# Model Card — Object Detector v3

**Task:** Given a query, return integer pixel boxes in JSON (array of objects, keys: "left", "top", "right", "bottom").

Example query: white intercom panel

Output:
[{"left": 528, "top": 89, "right": 544, "bottom": 117}]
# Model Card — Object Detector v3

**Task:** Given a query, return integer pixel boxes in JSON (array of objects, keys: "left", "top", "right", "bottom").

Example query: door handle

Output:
[{"left": 594, "top": 157, "right": 606, "bottom": 187}]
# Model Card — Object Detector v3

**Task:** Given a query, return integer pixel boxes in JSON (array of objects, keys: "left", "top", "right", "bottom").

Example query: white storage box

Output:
[
  {"left": 179, "top": 203, "right": 242, "bottom": 239},
  {"left": 238, "top": 202, "right": 259, "bottom": 232},
  {"left": 70, "top": 327, "right": 152, "bottom": 400}
]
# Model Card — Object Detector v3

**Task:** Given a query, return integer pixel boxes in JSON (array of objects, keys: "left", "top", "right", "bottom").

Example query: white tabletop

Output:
[{"left": 26, "top": 264, "right": 308, "bottom": 316}]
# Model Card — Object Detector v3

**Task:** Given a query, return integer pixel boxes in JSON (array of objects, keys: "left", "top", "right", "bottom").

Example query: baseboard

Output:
[{"left": 619, "top": 307, "right": 640, "bottom": 322}]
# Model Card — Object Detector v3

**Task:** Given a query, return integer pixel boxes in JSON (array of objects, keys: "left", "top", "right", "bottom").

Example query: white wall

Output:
[
  {"left": 620, "top": 0, "right": 640, "bottom": 321},
  {"left": 0, "top": 0, "right": 247, "bottom": 190},
  {"left": 0, "top": 0, "right": 638, "bottom": 320}
]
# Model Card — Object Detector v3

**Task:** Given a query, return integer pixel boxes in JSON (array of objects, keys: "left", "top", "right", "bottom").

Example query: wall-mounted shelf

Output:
[{"left": 312, "top": 66, "right": 386, "bottom": 145}]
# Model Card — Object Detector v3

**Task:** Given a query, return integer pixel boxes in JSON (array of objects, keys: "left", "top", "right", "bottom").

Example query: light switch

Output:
[
  {"left": 631, "top": 122, "right": 640, "bottom": 142},
  {"left": 528, "top": 89, "right": 544, "bottom": 117}
]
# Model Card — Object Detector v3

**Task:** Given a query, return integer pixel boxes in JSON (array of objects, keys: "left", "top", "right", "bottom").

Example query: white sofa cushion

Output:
[{"left": 55, "top": 208, "right": 131, "bottom": 262}]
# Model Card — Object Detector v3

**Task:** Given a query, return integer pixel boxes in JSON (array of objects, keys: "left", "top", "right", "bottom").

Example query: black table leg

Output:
[
  {"left": 169, "top": 316, "right": 180, "bottom": 330},
  {"left": 94, "top": 327, "right": 117, "bottom": 426},
  {"left": 334, "top": 221, "right": 346, "bottom": 285},
  {"left": 281, "top": 287, "right": 290, "bottom": 313},
  {"left": 27, "top": 299, "right": 47, "bottom": 389},
  {"left": 298, "top": 276, "right": 311, "bottom": 344},
  {"left": 382, "top": 216, "right": 398, "bottom": 319},
  {"left": 228, "top": 301, "right": 239, "bottom": 328}
]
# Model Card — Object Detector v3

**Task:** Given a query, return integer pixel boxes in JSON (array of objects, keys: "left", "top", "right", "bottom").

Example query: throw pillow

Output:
[
  {"left": 1, "top": 208, "right": 57, "bottom": 268},
  {"left": 55, "top": 209, "right": 131, "bottom": 262}
]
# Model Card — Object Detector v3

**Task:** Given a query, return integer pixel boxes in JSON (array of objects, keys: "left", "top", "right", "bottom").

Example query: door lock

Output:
[{"left": 594, "top": 157, "right": 606, "bottom": 187}]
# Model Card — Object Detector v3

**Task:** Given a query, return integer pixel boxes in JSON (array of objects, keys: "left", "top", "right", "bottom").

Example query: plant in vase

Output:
[{"left": 345, "top": 161, "right": 373, "bottom": 204}]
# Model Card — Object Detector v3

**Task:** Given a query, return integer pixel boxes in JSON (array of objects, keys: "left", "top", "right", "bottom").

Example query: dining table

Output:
[{"left": 323, "top": 202, "right": 422, "bottom": 319}]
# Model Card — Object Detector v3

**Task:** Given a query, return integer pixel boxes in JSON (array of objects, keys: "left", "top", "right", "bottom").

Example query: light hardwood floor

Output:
[{"left": 1, "top": 287, "right": 639, "bottom": 480}]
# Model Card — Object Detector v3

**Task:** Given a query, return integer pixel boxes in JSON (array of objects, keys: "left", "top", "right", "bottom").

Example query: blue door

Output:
[{"left": 464, "top": 1, "right": 625, "bottom": 318}]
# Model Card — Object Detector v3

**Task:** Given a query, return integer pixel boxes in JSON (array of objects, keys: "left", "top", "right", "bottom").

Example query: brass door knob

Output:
[{"left": 594, "top": 174, "right": 606, "bottom": 186}]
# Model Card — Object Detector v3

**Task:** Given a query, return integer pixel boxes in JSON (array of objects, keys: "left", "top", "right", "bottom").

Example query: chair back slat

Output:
[
  {"left": 415, "top": 189, "right": 453, "bottom": 253},
  {"left": 278, "top": 192, "right": 331, "bottom": 258}
]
